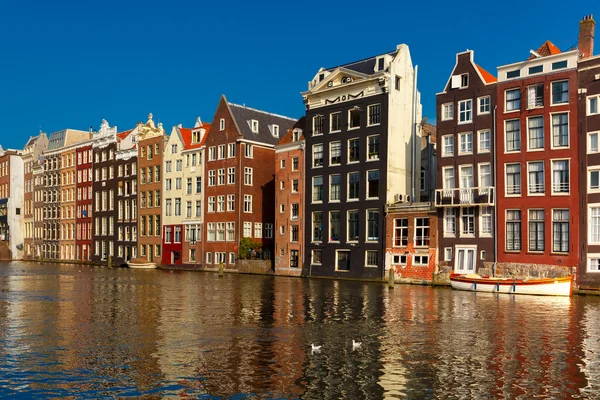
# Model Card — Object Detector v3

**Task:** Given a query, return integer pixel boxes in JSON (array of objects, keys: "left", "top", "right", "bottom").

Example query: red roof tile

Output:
[
  {"left": 181, "top": 123, "right": 211, "bottom": 150},
  {"left": 528, "top": 40, "right": 561, "bottom": 59},
  {"left": 277, "top": 117, "right": 306, "bottom": 145},
  {"left": 475, "top": 64, "right": 497, "bottom": 83},
  {"left": 117, "top": 129, "right": 133, "bottom": 140}
]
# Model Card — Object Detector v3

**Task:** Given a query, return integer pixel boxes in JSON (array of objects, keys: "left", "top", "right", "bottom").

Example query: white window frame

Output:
[
  {"left": 505, "top": 88, "right": 521, "bottom": 112},
  {"left": 477, "top": 130, "right": 490, "bottom": 154},
  {"left": 413, "top": 254, "right": 429, "bottom": 266},
  {"left": 551, "top": 158, "right": 570, "bottom": 196},
  {"left": 505, "top": 162, "right": 521, "bottom": 197},
  {"left": 330, "top": 112, "right": 341, "bottom": 133},
  {"left": 442, "top": 135, "right": 454, "bottom": 157},
  {"left": 588, "top": 168, "right": 600, "bottom": 194},
  {"left": 550, "top": 111, "right": 570, "bottom": 150},
  {"left": 526, "top": 115, "right": 545, "bottom": 152},
  {"left": 505, "top": 119, "right": 521, "bottom": 153},
  {"left": 588, "top": 95, "right": 600, "bottom": 116},
  {"left": 477, "top": 96, "right": 491, "bottom": 115},
  {"left": 219, "top": 118, "right": 225, "bottom": 131},
  {"left": 587, "top": 253, "right": 600, "bottom": 273},
  {"left": 458, "top": 99, "right": 472, "bottom": 124},
  {"left": 444, "top": 247, "right": 452, "bottom": 262},
  {"left": 441, "top": 103, "right": 454, "bottom": 121},
  {"left": 443, "top": 208, "right": 456, "bottom": 237},
  {"left": 365, "top": 250, "right": 379, "bottom": 267},
  {"left": 458, "top": 132, "right": 473, "bottom": 155},
  {"left": 479, "top": 206, "right": 492, "bottom": 237},
  {"left": 527, "top": 161, "right": 545, "bottom": 196},
  {"left": 588, "top": 131, "right": 599, "bottom": 154},
  {"left": 454, "top": 245, "right": 477, "bottom": 274},
  {"left": 550, "top": 80, "right": 569, "bottom": 106}
]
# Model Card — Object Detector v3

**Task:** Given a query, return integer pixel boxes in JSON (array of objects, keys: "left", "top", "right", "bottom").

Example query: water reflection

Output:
[{"left": 0, "top": 262, "right": 599, "bottom": 398}]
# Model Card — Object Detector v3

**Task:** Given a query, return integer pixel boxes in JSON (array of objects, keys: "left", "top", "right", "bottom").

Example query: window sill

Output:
[
  {"left": 527, "top": 251, "right": 545, "bottom": 254},
  {"left": 551, "top": 192, "right": 570, "bottom": 196},
  {"left": 348, "top": 127, "right": 360, "bottom": 131},
  {"left": 329, "top": 130, "right": 341, "bottom": 134},
  {"left": 477, "top": 111, "right": 491, "bottom": 116},
  {"left": 504, "top": 250, "right": 522, "bottom": 253},
  {"left": 527, "top": 148, "right": 545, "bottom": 152},
  {"left": 365, "top": 265, "right": 378, "bottom": 268},
  {"left": 551, "top": 251, "right": 570, "bottom": 255},
  {"left": 441, "top": 154, "right": 455, "bottom": 158},
  {"left": 477, "top": 150, "right": 491, "bottom": 154},
  {"left": 335, "top": 269, "right": 350, "bottom": 273},
  {"left": 366, "top": 197, "right": 379, "bottom": 201},
  {"left": 458, "top": 152, "right": 473, "bottom": 156},
  {"left": 505, "top": 194, "right": 522, "bottom": 198},
  {"left": 457, "top": 121, "right": 473, "bottom": 125},
  {"left": 527, "top": 193, "right": 545, "bottom": 196},
  {"left": 550, "top": 102, "right": 569, "bottom": 107}
]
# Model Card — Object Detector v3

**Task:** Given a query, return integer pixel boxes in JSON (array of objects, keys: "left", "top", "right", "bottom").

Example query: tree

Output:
[{"left": 238, "top": 237, "right": 262, "bottom": 260}]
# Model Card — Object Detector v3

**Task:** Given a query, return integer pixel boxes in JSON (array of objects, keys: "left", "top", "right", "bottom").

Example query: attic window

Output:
[
  {"left": 377, "top": 58, "right": 384, "bottom": 71},
  {"left": 450, "top": 74, "right": 468, "bottom": 89},
  {"left": 293, "top": 130, "right": 301, "bottom": 142},
  {"left": 192, "top": 131, "right": 201, "bottom": 143},
  {"left": 220, "top": 119, "right": 225, "bottom": 131},
  {"left": 552, "top": 60, "right": 568, "bottom": 70},
  {"left": 319, "top": 73, "right": 325, "bottom": 81},
  {"left": 251, "top": 120, "right": 259, "bottom": 133},
  {"left": 506, "top": 69, "right": 520, "bottom": 79},
  {"left": 528, "top": 65, "right": 543, "bottom": 75},
  {"left": 272, "top": 125, "right": 279, "bottom": 137},
  {"left": 460, "top": 74, "right": 468, "bottom": 88}
]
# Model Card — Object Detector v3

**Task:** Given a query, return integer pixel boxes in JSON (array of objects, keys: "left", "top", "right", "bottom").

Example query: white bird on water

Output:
[
  {"left": 352, "top": 340, "right": 361, "bottom": 350},
  {"left": 311, "top": 344, "right": 322, "bottom": 352}
]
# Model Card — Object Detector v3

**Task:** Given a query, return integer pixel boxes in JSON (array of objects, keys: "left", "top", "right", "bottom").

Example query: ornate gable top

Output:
[{"left": 137, "top": 112, "right": 165, "bottom": 141}]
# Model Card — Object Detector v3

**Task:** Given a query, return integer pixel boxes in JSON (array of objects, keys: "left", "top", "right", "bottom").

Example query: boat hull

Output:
[
  {"left": 450, "top": 275, "right": 573, "bottom": 296},
  {"left": 127, "top": 262, "right": 157, "bottom": 269}
]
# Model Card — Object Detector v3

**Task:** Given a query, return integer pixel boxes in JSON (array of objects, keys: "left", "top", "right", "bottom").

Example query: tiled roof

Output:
[
  {"left": 475, "top": 64, "right": 497, "bottom": 83},
  {"left": 422, "top": 123, "right": 436, "bottom": 142},
  {"left": 528, "top": 40, "right": 561, "bottom": 59},
  {"left": 276, "top": 117, "right": 306, "bottom": 146},
  {"left": 228, "top": 102, "right": 297, "bottom": 146},
  {"left": 180, "top": 122, "right": 211, "bottom": 150},
  {"left": 326, "top": 50, "right": 399, "bottom": 75},
  {"left": 117, "top": 129, "right": 133, "bottom": 140}
]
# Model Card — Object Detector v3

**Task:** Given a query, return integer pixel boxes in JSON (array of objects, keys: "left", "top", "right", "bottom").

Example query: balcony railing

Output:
[{"left": 435, "top": 187, "right": 495, "bottom": 207}]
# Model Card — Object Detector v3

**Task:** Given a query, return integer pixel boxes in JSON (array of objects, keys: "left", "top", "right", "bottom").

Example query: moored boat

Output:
[
  {"left": 449, "top": 274, "right": 573, "bottom": 296},
  {"left": 127, "top": 258, "right": 158, "bottom": 269}
]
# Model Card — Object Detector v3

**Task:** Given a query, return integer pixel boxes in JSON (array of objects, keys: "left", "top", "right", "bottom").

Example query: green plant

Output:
[{"left": 238, "top": 237, "right": 262, "bottom": 259}]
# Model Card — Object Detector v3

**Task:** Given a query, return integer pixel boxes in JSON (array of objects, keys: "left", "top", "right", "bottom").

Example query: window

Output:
[
  {"left": 311, "top": 249, "right": 323, "bottom": 265},
  {"left": 171, "top": 144, "right": 178, "bottom": 154},
  {"left": 313, "top": 144, "right": 324, "bottom": 167},
  {"left": 208, "top": 170, "right": 216, "bottom": 186},
  {"left": 366, "top": 209, "right": 379, "bottom": 241},
  {"left": 365, "top": 251, "right": 378, "bottom": 267},
  {"left": 392, "top": 255, "right": 407, "bottom": 265},
  {"left": 367, "top": 135, "right": 380, "bottom": 160},
  {"left": 348, "top": 138, "right": 360, "bottom": 162},
  {"left": 330, "top": 142, "right": 341, "bottom": 165},
  {"left": 444, "top": 248, "right": 452, "bottom": 262},
  {"left": 551, "top": 113, "right": 569, "bottom": 148},
  {"left": 330, "top": 175, "right": 341, "bottom": 201},
  {"left": 245, "top": 144, "right": 253, "bottom": 158},
  {"left": 196, "top": 200, "right": 202, "bottom": 217},
  {"left": 228, "top": 143, "right": 235, "bottom": 158},
  {"left": 478, "top": 96, "right": 490, "bottom": 114},
  {"left": 174, "top": 198, "right": 181, "bottom": 216},
  {"left": 227, "top": 194, "right": 235, "bottom": 211},
  {"left": 253, "top": 222, "right": 262, "bottom": 239},
  {"left": 589, "top": 132, "right": 599, "bottom": 153},
  {"left": 506, "top": 210, "right": 522, "bottom": 251},
  {"left": 312, "top": 211, "right": 323, "bottom": 242},
  {"left": 165, "top": 199, "right": 172, "bottom": 216},
  {"left": 174, "top": 226, "right": 181, "bottom": 243},
  {"left": 552, "top": 209, "right": 569, "bottom": 252},
  {"left": 458, "top": 99, "right": 472, "bottom": 123},
  {"left": 272, "top": 125, "right": 279, "bottom": 137},
  {"left": 292, "top": 179, "right": 299, "bottom": 193},
  {"left": 291, "top": 203, "right": 299, "bottom": 220},
  {"left": 313, "top": 115, "right": 324, "bottom": 135},
  {"left": 505, "top": 120, "right": 520, "bottom": 152},
  {"left": 589, "top": 95, "right": 599, "bottom": 116},
  {"left": 289, "top": 250, "right": 299, "bottom": 268},
  {"left": 244, "top": 167, "right": 252, "bottom": 185},
  {"left": 506, "top": 89, "right": 520, "bottom": 112},
  {"left": 367, "top": 170, "right": 379, "bottom": 199},
  {"left": 329, "top": 211, "right": 341, "bottom": 241},
  {"left": 228, "top": 167, "right": 235, "bottom": 184},
  {"left": 527, "top": 83, "right": 544, "bottom": 108},
  {"left": 290, "top": 225, "right": 299, "bottom": 242},
  {"left": 348, "top": 172, "right": 359, "bottom": 200},
  {"left": 506, "top": 69, "right": 520, "bottom": 79},
  {"left": 330, "top": 112, "right": 341, "bottom": 132},
  {"left": 442, "top": 135, "right": 454, "bottom": 156},
  {"left": 551, "top": 81, "right": 569, "bottom": 105},
  {"left": 459, "top": 165, "right": 474, "bottom": 189},
  {"left": 218, "top": 145, "right": 226, "bottom": 160},
  {"left": 217, "top": 196, "right": 225, "bottom": 212},
  {"left": 441, "top": 103, "right": 454, "bottom": 121},
  {"left": 348, "top": 210, "right": 359, "bottom": 242},
  {"left": 552, "top": 160, "right": 569, "bottom": 194},
  {"left": 243, "top": 222, "right": 252, "bottom": 238},
  {"left": 506, "top": 163, "right": 521, "bottom": 195},
  {"left": 443, "top": 167, "right": 455, "bottom": 189},
  {"left": 208, "top": 196, "right": 215, "bottom": 213},
  {"left": 349, "top": 108, "right": 360, "bottom": 129},
  {"left": 209, "top": 147, "right": 216, "bottom": 161},
  {"left": 219, "top": 118, "right": 225, "bottom": 130},
  {"left": 244, "top": 195, "right": 252, "bottom": 213},
  {"left": 292, "top": 157, "right": 299, "bottom": 171},
  {"left": 187, "top": 178, "right": 192, "bottom": 194},
  {"left": 458, "top": 132, "right": 473, "bottom": 155},
  {"left": 280, "top": 159, "right": 286, "bottom": 169},
  {"left": 460, "top": 73, "right": 468, "bottom": 88},
  {"left": 528, "top": 161, "right": 544, "bottom": 194},
  {"left": 460, "top": 208, "right": 474, "bottom": 236},
  {"left": 280, "top": 181, "right": 285, "bottom": 190},
  {"left": 395, "top": 75, "right": 401, "bottom": 90},
  {"left": 528, "top": 209, "right": 544, "bottom": 251},
  {"left": 443, "top": 209, "right": 456, "bottom": 237},
  {"left": 481, "top": 206, "right": 492, "bottom": 236},
  {"left": 478, "top": 130, "right": 490, "bottom": 153},
  {"left": 527, "top": 116, "right": 544, "bottom": 150},
  {"left": 528, "top": 65, "right": 543, "bottom": 75},
  {"left": 413, "top": 255, "right": 429, "bottom": 266},
  {"left": 368, "top": 104, "right": 381, "bottom": 126},
  {"left": 265, "top": 223, "right": 273, "bottom": 238},
  {"left": 313, "top": 176, "right": 323, "bottom": 202}
]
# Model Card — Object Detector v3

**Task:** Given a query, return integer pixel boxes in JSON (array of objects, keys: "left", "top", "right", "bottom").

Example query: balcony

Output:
[{"left": 435, "top": 187, "right": 495, "bottom": 207}]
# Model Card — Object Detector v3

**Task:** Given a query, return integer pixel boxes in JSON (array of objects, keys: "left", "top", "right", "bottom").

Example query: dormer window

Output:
[
  {"left": 377, "top": 57, "right": 384, "bottom": 71},
  {"left": 251, "top": 120, "right": 259, "bottom": 133},
  {"left": 220, "top": 118, "right": 225, "bottom": 131},
  {"left": 293, "top": 130, "right": 301, "bottom": 142},
  {"left": 451, "top": 73, "right": 469, "bottom": 89},
  {"left": 319, "top": 73, "right": 325, "bottom": 81},
  {"left": 272, "top": 125, "right": 279, "bottom": 137},
  {"left": 461, "top": 74, "right": 468, "bottom": 88},
  {"left": 192, "top": 131, "right": 201, "bottom": 143}
]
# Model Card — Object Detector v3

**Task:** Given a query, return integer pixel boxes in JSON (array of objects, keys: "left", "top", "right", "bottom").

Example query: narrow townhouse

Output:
[
  {"left": 578, "top": 15, "right": 600, "bottom": 289},
  {"left": 274, "top": 118, "right": 305, "bottom": 276},
  {"left": 435, "top": 50, "right": 497, "bottom": 275},
  {"left": 495, "top": 40, "right": 579, "bottom": 278},
  {"left": 33, "top": 161, "right": 44, "bottom": 259},
  {"left": 302, "top": 44, "right": 421, "bottom": 279},
  {"left": 59, "top": 145, "right": 77, "bottom": 260},
  {"left": 137, "top": 114, "right": 166, "bottom": 265},
  {"left": 0, "top": 148, "right": 24, "bottom": 260},
  {"left": 43, "top": 129, "right": 90, "bottom": 260},
  {"left": 22, "top": 132, "right": 48, "bottom": 259},
  {"left": 203, "top": 95, "right": 296, "bottom": 269},
  {"left": 75, "top": 143, "right": 93, "bottom": 261},
  {"left": 91, "top": 120, "right": 118, "bottom": 264},
  {"left": 115, "top": 127, "right": 139, "bottom": 264}
]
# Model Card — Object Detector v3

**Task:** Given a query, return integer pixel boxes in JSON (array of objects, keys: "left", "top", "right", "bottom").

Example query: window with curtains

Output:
[
  {"left": 458, "top": 99, "right": 472, "bottom": 123},
  {"left": 443, "top": 167, "right": 455, "bottom": 189},
  {"left": 443, "top": 208, "right": 456, "bottom": 237},
  {"left": 313, "top": 144, "right": 324, "bottom": 167},
  {"left": 506, "top": 210, "right": 522, "bottom": 251},
  {"left": 506, "top": 89, "right": 521, "bottom": 111},
  {"left": 479, "top": 164, "right": 491, "bottom": 188},
  {"left": 552, "top": 113, "right": 569, "bottom": 148},
  {"left": 312, "top": 211, "right": 323, "bottom": 242},
  {"left": 506, "top": 120, "right": 520, "bottom": 151},
  {"left": 478, "top": 130, "right": 490, "bottom": 153},
  {"left": 481, "top": 206, "right": 492, "bottom": 236},
  {"left": 552, "top": 209, "right": 569, "bottom": 252},
  {"left": 528, "top": 162, "right": 544, "bottom": 194},
  {"left": 551, "top": 81, "right": 569, "bottom": 105},
  {"left": 527, "top": 83, "right": 544, "bottom": 108},
  {"left": 589, "top": 132, "right": 599, "bottom": 153},
  {"left": 459, "top": 165, "right": 474, "bottom": 188},
  {"left": 330, "top": 141, "right": 342, "bottom": 165},
  {"left": 528, "top": 116, "right": 544, "bottom": 150},
  {"left": 460, "top": 208, "right": 474, "bottom": 236},
  {"left": 552, "top": 160, "right": 569, "bottom": 193},
  {"left": 506, "top": 163, "right": 521, "bottom": 195},
  {"left": 529, "top": 209, "right": 545, "bottom": 251},
  {"left": 313, "top": 176, "right": 323, "bottom": 202},
  {"left": 590, "top": 207, "right": 600, "bottom": 244},
  {"left": 459, "top": 132, "right": 473, "bottom": 154},
  {"left": 442, "top": 135, "right": 454, "bottom": 156}
]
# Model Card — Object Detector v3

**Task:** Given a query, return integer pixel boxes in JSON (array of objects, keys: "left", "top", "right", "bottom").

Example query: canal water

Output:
[{"left": 0, "top": 262, "right": 599, "bottom": 399}]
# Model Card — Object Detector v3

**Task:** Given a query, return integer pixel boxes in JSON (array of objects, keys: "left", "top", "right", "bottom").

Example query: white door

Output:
[{"left": 455, "top": 247, "right": 476, "bottom": 274}]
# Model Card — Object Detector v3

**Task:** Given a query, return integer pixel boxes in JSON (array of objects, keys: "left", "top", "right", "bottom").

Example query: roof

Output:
[
  {"left": 180, "top": 122, "right": 211, "bottom": 150},
  {"left": 326, "top": 50, "right": 399, "bottom": 75},
  {"left": 117, "top": 129, "right": 133, "bottom": 140},
  {"left": 24, "top": 135, "right": 39, "bottom": 149},
  {"left": 276, "top": 117, "right": 306, "bottom": 146},
  {"left": 228, "top": 102, "right": 297, "bottom": 146},
  {"left": 476, "top": 64, "right": 497, "bottom": 83},
  {"left": 422, "top": 123, "right": 436, "bottom": 142},
  {"left": 528, "top": 40, "right": 561, "bottom": 59}
]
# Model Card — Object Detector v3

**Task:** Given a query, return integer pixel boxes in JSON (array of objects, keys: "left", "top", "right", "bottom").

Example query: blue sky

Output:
[{"left": 0, "top": 0, "right": 598, "bottom": 149}]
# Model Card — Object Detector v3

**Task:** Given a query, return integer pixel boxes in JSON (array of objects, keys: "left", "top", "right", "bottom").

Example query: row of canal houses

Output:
[{"left": 1, "top": 15, "right": 600, "bottom": 290}]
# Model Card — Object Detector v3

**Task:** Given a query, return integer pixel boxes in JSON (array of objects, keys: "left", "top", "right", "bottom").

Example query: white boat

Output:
[
  {"left": 127, "top": 259, "right": 158, "bottom": 269},
  {"left": 449, "top": 274, "right": 573, "bottom": 296}
]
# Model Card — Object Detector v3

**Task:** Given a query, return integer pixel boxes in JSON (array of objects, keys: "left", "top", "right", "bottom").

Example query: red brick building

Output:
[
  {"left": 496, "top": 42, "right": 579, "bottom": 277},
  {"left": 203, "top": 96, "right": 297, "bottom": 268},
  {"left": 274, "top": 118, "right": 305, "bottom": 276},
  {"left": 385, "top": 203, "right": 437, "bottom": 282},
  {"left": 75, "top": 144, "right": 93, "bottom": 261}
]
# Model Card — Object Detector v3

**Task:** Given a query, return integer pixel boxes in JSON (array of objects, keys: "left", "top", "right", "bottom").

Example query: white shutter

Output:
[
  {"left": 451, "top": 75, "right": 461, "bottom": 89},
  {"left": 527, "top": 86, "right": 535, "bottom": 109}
]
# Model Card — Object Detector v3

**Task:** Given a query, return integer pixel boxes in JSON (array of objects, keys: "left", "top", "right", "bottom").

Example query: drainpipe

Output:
[
  {"left": 493, "top": 105, "right": 498, "bottom": 276},
  {"left": 411, "top": 66, "right": 419, "bottom": 202}
]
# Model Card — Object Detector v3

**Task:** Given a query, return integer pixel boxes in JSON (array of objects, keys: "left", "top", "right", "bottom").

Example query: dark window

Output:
[
  {"left": 552, "top": 60, "right": 568, "bottom": 70},
  {"left": 506, "top": 210, "right": 521, "bottom": 251},
  {"left": 313, "top": 176, "right": 323, "bottom": 202},
  {"left": 290, "top": 250, "right": 299, "bottom": 268},
  {"left": 349, "top": 172, "right": 360, "bottom": 200},
  {"left": 330, "top": 211, "right": 341, "bottom": 241},
  {"left": 552, "top": 210, "right": 569, "bottom": 252},
  {"left": 367, "top": 170, "right": 379, "bottom": 198},
  {"left": 368, "top": 104, "right": 381, "bottom": 125},
  {"left": 312, "top": 211, "right": 322, "bottom": 242},
  {"left": 507, "top": 69, "right": 520, "bottom": 79},
  {"left": 331, "top": 113, "right": 341, "bottom": 132},
  {"left": 349, "top": 139, "right": 360, "bottom": 162},
  {"left": 377, "top": 58, "right": 384, "bottom": 71},
  {"left": 348, "top": 210, "right": 359, "bottom": 241},
  {"left": 528, "top": 65, "right": 543, "bottom": 74},
  {"left": 349, "top": 109, "right": 360, "bottom": 129},
  {"left": 528, "top": 210, "right": 544, "bottom": 251},
  {"left": 368, "top": 136, "right": 380, "bottom": 160},
  {"left": 367, "top": 210, "right": 379, "bottom": 241}
]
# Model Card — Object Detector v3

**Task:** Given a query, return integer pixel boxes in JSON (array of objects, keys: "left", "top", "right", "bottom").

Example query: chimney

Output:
[{"left": 579, "top": 14, "right": 596, "bottom": 59}]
